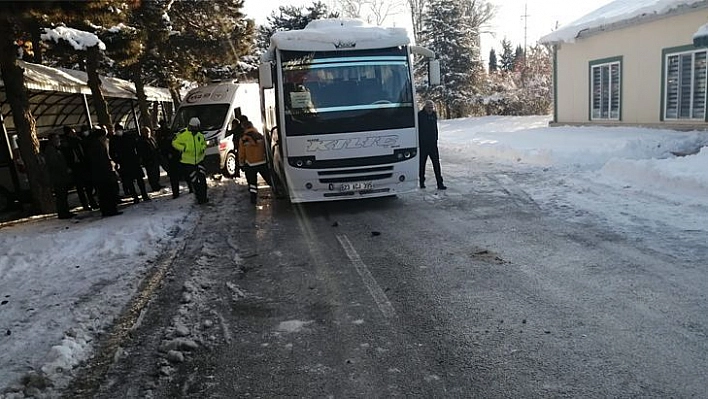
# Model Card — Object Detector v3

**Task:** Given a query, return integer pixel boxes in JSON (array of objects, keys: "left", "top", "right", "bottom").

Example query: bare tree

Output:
[
  {"left": 337, "top": 0, "right": 366, "bottom": 18},
  {"left": 371, "top": 0, "right": 406, "bottom": 26},
  {"left": 335, "top": 0, "right": 405, "bottom": 26},
  {"left": 406, "top": 0, "right": 428, "bottom": 41}
]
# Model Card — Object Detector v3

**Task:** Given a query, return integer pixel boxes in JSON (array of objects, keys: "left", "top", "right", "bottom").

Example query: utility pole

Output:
[{"left": 521, "top": 3, "right": 530, "bottom": 83}]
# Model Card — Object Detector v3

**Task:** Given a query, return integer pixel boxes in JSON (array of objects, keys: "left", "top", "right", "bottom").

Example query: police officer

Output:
[{"left": 172, "top": 117, "right": 208, "bottom": 204}]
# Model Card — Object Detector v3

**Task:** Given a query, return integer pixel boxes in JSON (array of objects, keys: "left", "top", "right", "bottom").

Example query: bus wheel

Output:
[
  {"left": 223, "top": 152, "right": 239, "bottom": 177},
  {"left": 267, "top": 169, "right": 287, "bottom": 199}
]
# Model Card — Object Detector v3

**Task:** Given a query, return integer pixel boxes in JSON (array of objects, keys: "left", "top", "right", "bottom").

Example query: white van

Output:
[{"left": 171, "top": 81, "right": 261, "bottom": 176}]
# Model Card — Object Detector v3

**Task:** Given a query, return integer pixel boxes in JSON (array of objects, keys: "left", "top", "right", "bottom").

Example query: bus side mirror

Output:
[
  {"left": 259, "top": 63, "right": 273, "bottom": 89},
  {"left": 428, "top": 60, "right": 441, "bottom": 86}
]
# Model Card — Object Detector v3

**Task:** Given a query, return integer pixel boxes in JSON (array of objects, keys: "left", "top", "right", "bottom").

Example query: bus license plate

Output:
[{"left": 340, "top": 182, "right": 373, "bottom": 191}]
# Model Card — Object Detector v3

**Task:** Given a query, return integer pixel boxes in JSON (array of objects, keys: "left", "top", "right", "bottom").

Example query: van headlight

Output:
[{"left": 206, "top": 139, "right": 217, "bottom": 148}]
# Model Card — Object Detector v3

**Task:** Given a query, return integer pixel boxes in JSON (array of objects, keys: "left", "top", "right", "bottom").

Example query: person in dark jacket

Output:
[
  {"left": 111, "top": 124, "right": 150, "bottom": 203},
  {"left": 137, "top": 126, "right": 164, "bottom": 192},
  {"left": 83, "top": 126, "right": 121, "bottom": 216},
  {"left": 417, "top": 100, "right": 446, "bottom": 190},
  {"left": 44, "top": 133, "right": 75, "bottom": 219},
  {"left": 61, "top": 126, "right": 98, "bottom": 211},
  {"left": 157, "top": 119, "right": 192, "bottom": 198},
  {"left": 229, "top": 111, "right": 245, "bottom": 178}
]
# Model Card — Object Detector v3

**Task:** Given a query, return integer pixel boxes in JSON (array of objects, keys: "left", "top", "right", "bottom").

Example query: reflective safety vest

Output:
[{"left": 172, "top": 128, "right": 206, "bottom": 165}]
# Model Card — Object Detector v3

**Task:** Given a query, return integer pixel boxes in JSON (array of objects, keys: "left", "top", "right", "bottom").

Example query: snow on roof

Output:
[
  {"left": 540, "top": 0, "right": 708, "bottom": 44},
  {"left": 16, "top": 61, "right": 89, "bottom": 94},
  {"left": 693, "top": 22, "right": 708, "bottom": 41},
  {"left": 41, "top": 26, "right": 106, "bottom": 51},
  {"left": 264, "top": 19, "right": 410, "bottom": 60}
]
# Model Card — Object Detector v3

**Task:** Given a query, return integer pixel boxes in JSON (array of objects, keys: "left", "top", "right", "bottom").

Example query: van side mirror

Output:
[
  {"left": 259, "top": 63, "right": 273, "bottom": 89},
  {"left": 428, "top": 60, "right": 441, "bottom": 86}
]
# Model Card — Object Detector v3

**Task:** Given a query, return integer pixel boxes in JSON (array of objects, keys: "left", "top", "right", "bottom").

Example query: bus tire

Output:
[{"left": 269, "top": 170, "right": 288, "bottom": 200}]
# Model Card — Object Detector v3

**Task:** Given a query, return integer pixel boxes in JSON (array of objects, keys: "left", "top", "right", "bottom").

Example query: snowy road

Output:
[{"left": 59, "top": 154, "right": 708, "bottom": 398}]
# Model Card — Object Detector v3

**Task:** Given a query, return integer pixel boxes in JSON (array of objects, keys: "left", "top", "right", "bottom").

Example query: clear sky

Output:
[{"left": 242, "top": 0, "right": 616, "bottom": 57}]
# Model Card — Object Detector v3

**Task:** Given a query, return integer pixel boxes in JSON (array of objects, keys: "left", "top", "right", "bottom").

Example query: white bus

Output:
[
  {"left": 171, "top": 81, "right": 260, "bottom": 176},
  {"left": 258, "top": 19, "right": 439, "bottom": 203}
]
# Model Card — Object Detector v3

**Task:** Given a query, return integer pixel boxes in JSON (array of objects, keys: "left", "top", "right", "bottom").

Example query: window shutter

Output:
[
  {"left": 666, "top": 55, "right": 679, "bottom": 119},
  {"left": 692, "top": 51, "right": 707, "bottom": 119},
  {"left": 610, "top": 63, "right": 620, "bottom": 119},
  {"left": 592, "top": 66, "right": 602, "bottom": 119}
]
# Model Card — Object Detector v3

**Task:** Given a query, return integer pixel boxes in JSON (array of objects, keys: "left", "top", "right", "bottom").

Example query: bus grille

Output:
[{"left": 318, "top": 166, "right": 394, "bottom": 183}]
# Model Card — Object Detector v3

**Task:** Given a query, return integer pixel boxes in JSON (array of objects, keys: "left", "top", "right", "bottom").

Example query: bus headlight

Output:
[
  {"left": 289, "top": 156, "right": 316, "bottom": 168},
  {"left": 393, "top": 148, "right": 416, "bottom": 160}
]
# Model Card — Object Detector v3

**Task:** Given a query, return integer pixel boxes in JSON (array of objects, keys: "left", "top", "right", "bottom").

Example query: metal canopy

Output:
[{"left": 0, "top": 61, "right": 172, "bottom": 136}]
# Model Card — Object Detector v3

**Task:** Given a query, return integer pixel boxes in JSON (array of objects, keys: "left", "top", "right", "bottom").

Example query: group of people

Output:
[
  {"left": 43, "top": 121, "right": 185, "bottom": 219},
  {"left": 44, "top": 125, "right": 126, "bottom": 218}
]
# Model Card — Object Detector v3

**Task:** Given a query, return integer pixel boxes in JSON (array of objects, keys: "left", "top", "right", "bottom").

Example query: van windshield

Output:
[{"left": 171, "top": 104, "right": 230, "bottom": 132}]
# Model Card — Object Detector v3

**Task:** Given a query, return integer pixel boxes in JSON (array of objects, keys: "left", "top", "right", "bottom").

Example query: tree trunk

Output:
[
  {"left": 85, "top": 45, "right": 113, "bottom": 131},
  {"left": 29, "top": 20, "right": 42, "bottom": 64},
  {"left": 168, "top": 79, "right": 182, "bottom": 107},
  {"left": 132, "top": 63, "right": 153, "bottom": 130},
  {"left": 0, "top": 23, "right": 55, "bottom": 214}
]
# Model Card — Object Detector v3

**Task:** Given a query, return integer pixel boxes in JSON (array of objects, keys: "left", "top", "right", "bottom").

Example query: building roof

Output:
[{"left": 540, "top": 0, "right": 708, "bottom": 44}]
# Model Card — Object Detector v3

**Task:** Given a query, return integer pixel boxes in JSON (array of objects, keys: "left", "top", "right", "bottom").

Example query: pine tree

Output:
[
  {"left": 168, "top": 0, "right": 254, "bottom": 86},
  {"left": 37, "top": 1, "right": 129, "bottom": 131},
  {"left": 418, "top": 0, "right": 477, "bottom": 118},
  {"left": 499, "top": 38, "right": 514, "bottom": 72},
  {"left": 488, "top": 48, "right": 497, "bottom": 72},
  {"left": 514, "top": 44, "right": 525, "bottom": 73},
  {"left": 257, "top": 1, "right": 338, "bottom": 54}
]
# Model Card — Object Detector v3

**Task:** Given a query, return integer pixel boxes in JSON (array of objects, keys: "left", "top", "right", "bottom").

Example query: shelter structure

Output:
[
  {"left": 540, "top": 0, "right": 708, "bottom": 130},
  {"left": 0, "top": 61, "right": 173, "bottom": 210}
]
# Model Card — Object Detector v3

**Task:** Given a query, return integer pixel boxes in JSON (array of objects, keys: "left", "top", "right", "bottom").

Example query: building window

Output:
[
  {"left": 665, "top": 49, "right": 707, "bottom": 120},
  {"left": 591, "top": 61, "right": 621, "bottom": 120}
]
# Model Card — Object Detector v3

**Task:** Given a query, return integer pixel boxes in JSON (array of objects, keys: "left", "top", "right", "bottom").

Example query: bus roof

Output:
[{"left": 263, "top": 19, "right": 411, "bottom": 60}]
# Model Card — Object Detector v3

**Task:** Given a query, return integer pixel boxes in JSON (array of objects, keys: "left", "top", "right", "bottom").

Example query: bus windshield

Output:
[
  {"left": 281, "top": 48, "right": 414, "bottom": 136},
  {"left": 171, "top": 104, "right": 230, "bottom": 132}
]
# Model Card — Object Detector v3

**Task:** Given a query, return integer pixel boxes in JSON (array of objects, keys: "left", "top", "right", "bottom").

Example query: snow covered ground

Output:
[{"left": 1, "top": 115, "right": 707, "bottom": 397}]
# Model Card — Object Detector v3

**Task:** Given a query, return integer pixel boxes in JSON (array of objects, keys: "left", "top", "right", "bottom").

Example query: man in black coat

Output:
[
  {"left": 156, "top": 119, "right": 192, "bottom": 198},
  {"left": 110, "top": 124, "right": 150, "bottom": 203},
  {"left": 417, "top": 100, "right": 446, "bottom": 190},
  {"left": 229, "top": 111, "right": 245, "bottom": 178},
  {"left": 137, "top": 126, "right": 164, "bottom": 192},
  {"left": 84, "top": 127, "right": 121, "bottom": 216},
  {"left": 43, "top": 133, "right": 75, "bottom": 219},
  {"left": 61, "top": 126, "right": 98, "bottom": 211}
]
